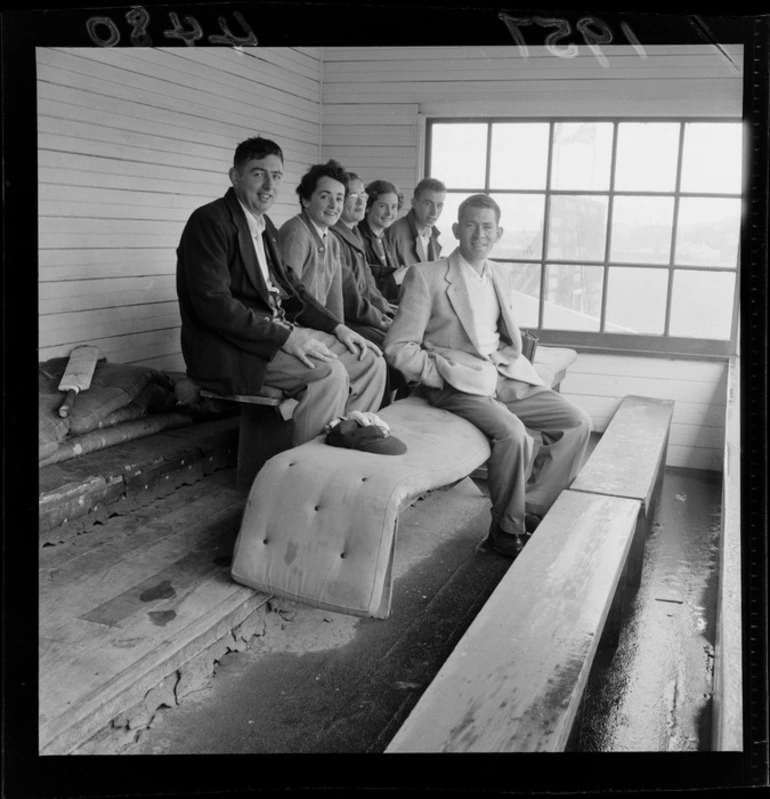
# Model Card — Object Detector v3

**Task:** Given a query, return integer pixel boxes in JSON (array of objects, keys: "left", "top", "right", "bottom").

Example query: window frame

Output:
[{"left": 424, "top": 116, "right": 743, "bottom": 360}]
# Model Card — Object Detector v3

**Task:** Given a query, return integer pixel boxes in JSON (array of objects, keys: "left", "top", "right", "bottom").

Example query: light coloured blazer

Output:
[
  {"left": 383, "top": 249, "right": 545, "bottom": 396},
  {"left": 278, "top": 210, "right": 345, "bottom": 322}
]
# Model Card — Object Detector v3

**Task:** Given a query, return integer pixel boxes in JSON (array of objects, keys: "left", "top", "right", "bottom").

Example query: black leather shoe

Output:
[
  {"left": 525, "top": 513, "right": 543, "bottom": 535},
  {"left": 487, "top": 523, "right": 528, "bottom": 559}
]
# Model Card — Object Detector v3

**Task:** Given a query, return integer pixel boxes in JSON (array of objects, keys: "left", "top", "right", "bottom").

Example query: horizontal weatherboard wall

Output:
[
  {"left": 38, "top": 45, "right": 740, "bottom": 470},
  {"left": 38, "top": 46, "right": 324, "bottom": 372},
  {"left": 560, "top": 354, "right": 727, "bottom": 472}
]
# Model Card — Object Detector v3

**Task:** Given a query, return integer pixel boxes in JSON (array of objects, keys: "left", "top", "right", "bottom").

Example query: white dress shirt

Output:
[{"left": 457, "top": 254, "right": 501, "bottom": 357}]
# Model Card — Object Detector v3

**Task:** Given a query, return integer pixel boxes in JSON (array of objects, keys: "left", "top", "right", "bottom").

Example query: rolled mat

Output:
[{"left": 38, "top": 413, "right": 193, "bottom": 468}]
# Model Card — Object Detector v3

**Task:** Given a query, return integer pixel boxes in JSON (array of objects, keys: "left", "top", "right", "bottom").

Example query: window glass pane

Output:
[
  {"left": 681, "top": 122, "right": 743, "bottom": 194},
  {"left": 551, "top": 122, "right": 613, "bottom": 190},
  {"left": 503, "top": 262, "right": 541, "bottom": 328},
  {"left": 491, "top": 193, "right": 545, "bottom": 259},
  {"left": 606, "top": 267, "right": 668, "bottom": 334},
  {"left": 429, "top": 123, "right": 487, "bottom": 189},
  {"left": 615, "top": 122, "right": 680, "bottom": 192},
  {"left": 542, "top": 264, "right": 603, "bottom": 331},
  {"left": 547, "top": 195, "right": 608, "bottom": 262},
  {"left": 610, "top": 196, "right": 675, "bottom": 264},
  {"left": 675, "top": 197, "right": 741, "bottom": 267},
  {"left": 489, "top": 123, "right": 549, "bottom": 190},
  {"left": 670, "top": 270, "right": 735, "bottom": 339},
  {"left": 435, "top": 191, "right": 464, "bottom": 255}
]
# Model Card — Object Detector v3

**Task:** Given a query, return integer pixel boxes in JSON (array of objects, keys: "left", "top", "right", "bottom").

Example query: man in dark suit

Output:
[
  {"left": 176, "top": 136, "right": 386, "bottom": 446},
  {"left": 384, "top": 194, "right": 592, "bottom": 559},
  {"left": 386, "top": 177, "right": 446, "bottom": 273}
]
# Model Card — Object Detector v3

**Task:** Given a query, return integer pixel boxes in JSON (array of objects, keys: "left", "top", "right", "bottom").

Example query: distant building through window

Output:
[{"left": 426, "top": 119, "right": 743, "bottom": 356}]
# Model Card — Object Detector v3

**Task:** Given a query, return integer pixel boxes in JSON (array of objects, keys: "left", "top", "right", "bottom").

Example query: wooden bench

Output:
[
  {"left": 570, "top": 394, "right": 674, "bottom": 589},
  {"left": 385, "top": 393, "right": 675, "bottom": 753},
  {"left": 385, "top": 490, "right": 642, "bottom": 752},
  {"left": 199, "top": 387, "right": 298, "bottom": 491}
]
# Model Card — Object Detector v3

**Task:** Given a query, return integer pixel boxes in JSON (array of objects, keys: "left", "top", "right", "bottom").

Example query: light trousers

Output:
[
  {"left": 424, "top": 377, "right": 592, "bottom": 535},
  {"left": 263, "top": 329, "right": 387, "bottom": 446}
]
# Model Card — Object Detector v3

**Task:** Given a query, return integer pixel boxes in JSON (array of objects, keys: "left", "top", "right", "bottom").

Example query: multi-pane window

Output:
[{"left": 426, "top": 119, "right": 743, "bottom": 355}]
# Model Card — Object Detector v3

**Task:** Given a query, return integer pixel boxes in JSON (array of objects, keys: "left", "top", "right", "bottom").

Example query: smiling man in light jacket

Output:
[{"left": 384, "top": 193, "right": 592, "bottom": 559}]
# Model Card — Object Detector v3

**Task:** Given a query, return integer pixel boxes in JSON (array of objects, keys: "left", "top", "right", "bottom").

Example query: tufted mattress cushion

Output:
[{"left": 231, "top": 396, "right": 492, "bottom": 618}]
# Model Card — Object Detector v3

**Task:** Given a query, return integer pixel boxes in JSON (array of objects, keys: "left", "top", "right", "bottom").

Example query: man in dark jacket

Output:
[
  {"left": 386, "top": 177, "right": 446, "bottom": 272},
  {"left": 176, "top": 136, "right": 386, "bottom": 446}
]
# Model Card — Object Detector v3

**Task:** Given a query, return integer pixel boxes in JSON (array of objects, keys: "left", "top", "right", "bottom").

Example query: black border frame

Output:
[{"left": 2, "top": 3, "right": 767, "bottom": 796}]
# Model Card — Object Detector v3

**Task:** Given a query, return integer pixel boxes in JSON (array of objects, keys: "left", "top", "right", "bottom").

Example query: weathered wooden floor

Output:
[{"left": 38, "top": 469, "right": 272, "bottom": 755}]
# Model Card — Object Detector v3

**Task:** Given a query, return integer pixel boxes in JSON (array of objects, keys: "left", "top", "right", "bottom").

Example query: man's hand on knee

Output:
[
  {"left": 334, "top": 324, "right": 382, "bottom": 361},
  {"left": 281, "top": 327, "right": 338, "bottom": 368}
]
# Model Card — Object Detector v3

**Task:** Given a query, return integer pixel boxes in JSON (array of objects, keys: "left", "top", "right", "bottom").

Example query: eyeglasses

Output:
[{"left": 347, "top": 192, "right": 368, "bottom": 203}]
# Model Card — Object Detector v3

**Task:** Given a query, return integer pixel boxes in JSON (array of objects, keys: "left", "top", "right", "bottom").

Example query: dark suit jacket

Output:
[
  {"left": 358, "top": 218, "right": 401, "bottom": 303},
  {"left": 176, "top": 187, "right": 339, "bottom": 396},
  {"left": 385, "top": 208, "right": 442, "bottom": 268}
]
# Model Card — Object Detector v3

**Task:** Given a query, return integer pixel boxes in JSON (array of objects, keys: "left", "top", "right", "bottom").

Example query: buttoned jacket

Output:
[
  {"left": 358, "top": 218, "right": 401, "bottom": 303},
  {"left": 330, "top": 220, "right": 393, "bottom": 326},
  {"left": 278, "top": 210, "right": 346, "bottom": 321}
]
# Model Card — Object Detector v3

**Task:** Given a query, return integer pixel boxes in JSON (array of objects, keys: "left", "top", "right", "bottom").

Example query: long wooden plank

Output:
[
  {"left": 712, "top": 355, "right": 742, "bottom": 750},
  {"left": 570, "top": 395, "right": 674, "bottom": 513},
  {"left": 324, "top": 65, "right": 741, "bottom": 84},
  {"left": 558, "top": 372, "right": 726, "bottom": 404},
  {"left": 323, "top": 78, "right": 741, "bottom": 104},
  {"left": 322, "top": 44, "right": 744, "bottom": 61},
  {"left": 385, "top": 491, "right": 641, "bottom": 752},
  {"left": 565, "top": 353, "right": 728, "bottom": 383},
  {"left": 39, "top": 275, "right": 175, "bottom": 299},
  {"left": 39, "top": 311, "right": 180, "bottom": 348}
]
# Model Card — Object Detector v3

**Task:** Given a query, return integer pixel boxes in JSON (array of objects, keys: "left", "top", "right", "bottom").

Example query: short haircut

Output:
[
  {"left": 457, "top": 193, "right": 501, "bottom": 224},
  {"left": 296, "top": 160, "right": 350, "bottom": 204},
  {"left": 233, "top": 136, "right": 283, "bottom": 169},
  {"left": 414, "top": 177, "right": 447, "bottom": 198},
  {"left": 346, "top": 172, "right": 362, "bottom": 185},
  {"left": 365, "top": 179, "right": 399, "bottom": 211}
]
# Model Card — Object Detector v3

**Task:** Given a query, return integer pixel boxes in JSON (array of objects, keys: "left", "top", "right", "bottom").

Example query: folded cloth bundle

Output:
[{"left": 325, "top": 411, "right": 407, "bottom": 455}]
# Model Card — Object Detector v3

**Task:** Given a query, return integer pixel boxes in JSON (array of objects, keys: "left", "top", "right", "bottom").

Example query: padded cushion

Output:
[
  {"left": 531, "top": 346, "right": 577, "bottom": 388},
  {"left": 231, "top": 396, "right": 491, "bottom": 618},
  {"left": 231, "top": 346, "right": 578, "bottom": 619}
]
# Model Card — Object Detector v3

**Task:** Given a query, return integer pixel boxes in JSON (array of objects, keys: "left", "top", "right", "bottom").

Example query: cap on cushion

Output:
[{"left": 326, "top": 418, "right": 407, "bottom": 455}]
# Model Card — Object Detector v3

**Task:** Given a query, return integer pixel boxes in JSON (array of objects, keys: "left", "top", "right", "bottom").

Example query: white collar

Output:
[
  {"left": 237, "top": 199, "right": 266, "bottom": 237},
  {"left": 307, "top": 217, "right": 328, "bottom": 241},
  {"left": 455, "top": 249, "right": 492, "bottom": 282}
]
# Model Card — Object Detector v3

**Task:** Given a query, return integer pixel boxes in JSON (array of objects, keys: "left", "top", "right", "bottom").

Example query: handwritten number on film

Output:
[
  {"left": 499, "top": 13, "right": 647, "bottom": 65},
  {"left": 86, "top": 6, "right": 257, "bottom": 47}
]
